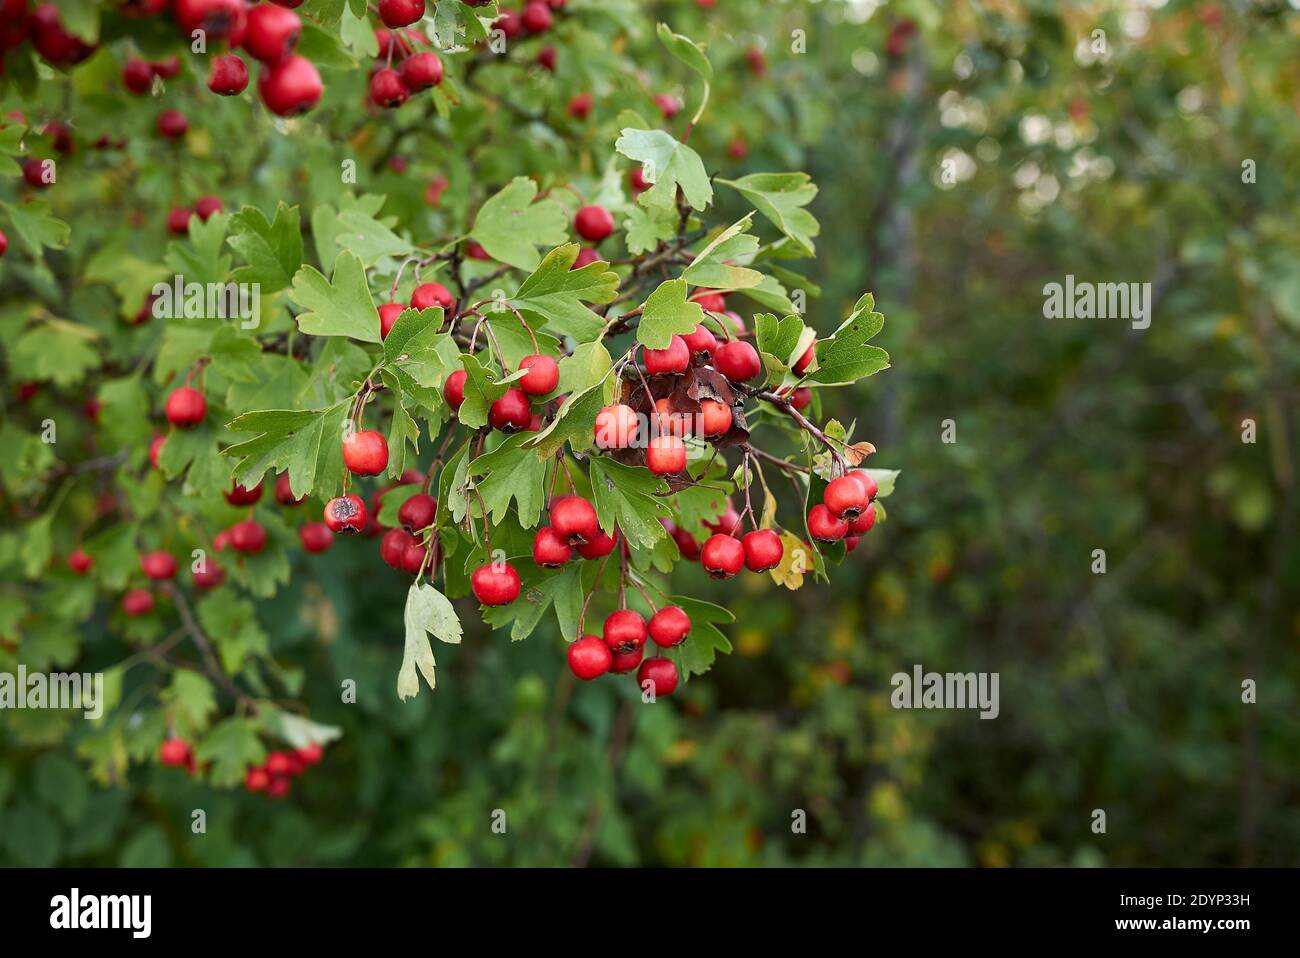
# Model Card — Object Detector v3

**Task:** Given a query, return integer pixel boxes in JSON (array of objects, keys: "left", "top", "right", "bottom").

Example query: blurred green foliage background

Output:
[{"left": 2, "top": 0, "right": 1299, "bottom": 866}]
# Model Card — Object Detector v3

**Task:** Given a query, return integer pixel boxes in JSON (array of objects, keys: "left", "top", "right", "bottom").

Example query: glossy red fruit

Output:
[
  {"left": 848, "top": 502, "right": 876, "bottom": 535},
  {"left": 343, "top": 429, "right": 389, "bottom": 476},
  {"left": 602, "top": 609, "right": 647, "bottom": 653},
  {"left": 576, "top": 527, "right": 617, "bottom": 560},
  {"left": 823, "top": 475, "right": 869, "bottom": 520},
  {"left": 23, "top": 158, "right": 52, "bottom": 189},
  {"left": 175, "top": 0, "right": 247, "bottom": 40},
  {"left": 399, "top": 51, "right": 443, "bottom": 90},
  {"left": 648, "top": 605, "right": 690, "bottom": 647},
  {"left": 646, "top": 434, "right": 686, "bottom": 476},
  {"left": 165, "top": 386, "right": 206, "bottom": 427},
  {"left": 792, "top": 342, "right": 815, "bottom": 375},
  {"left": 192, "top": 557, "right": 225, "bottom": 589},
  {"left": 299, "top": 522, "right": 333, "bottom": 553},
  {"left": 682, "top": 324, "right": 717, "bottom": 355},
  {"left": 370, "top": 68, "right": 408, "bottom": 108},
  {"left": 208, "top": 53, "right": 249, "bottom": 95},
  {"left": 30, "top": 2, "right": 96, "bottom": 65},
  {"left": 701, "top": 534, "right": 744, "bottom": 579},
  {"left": 399, "top": 539, "right": 428, "bottom": 575},
  {"left": 568, "top": 247, "right": 598, "bottom": 270},
  {"left": 265, "top": 751, "right": 293, "bottom": 776},
  {"left": 394, "top": 494, "right": 434, "bottom": 533},
  {"left": 523, "top": 1, "right": 552, "bottom": 31},
  {"left": 471, "top": 562, "right": 521, "bottom": 606},
  {"left": 643, "top": 336, "right": 690, "bottom": 376},
  {"left": 489, "top": 388, "right": 532, "bottom": 432},
  {"left": 844, "top": 535, "right": 861, "bottom": 553},
  {"left": 637, "top": 656, "right": 679, "bottom": 696},
  {"left": 258, "top": 54, "right": 322, "bottom": 116},
  {"left": 245, "top": 766, "right": 270, "bottom": 792},
  {"left": 274, "top": 472, "right": 304, "bottom": 505},
  {"left": 195, "top": 195, "right": 223, "bottom": 220},
  {"left": 654, "top": 92, "right": 682, "bottom": 119},
  {"left": 380, "top": 528, "right": 416, "bottom": 568},
  {"left": 229, "top": 519, "right": 267, "bottom": 554},
  {"left": 594, "top": 403, "right": 639, "bottom": 449},
  {"left": 610, "top": 646, "right": 644, "bottom": 674},
  {"left": 742, "top": 528, "right": 784, "bottom": 572},
  {"left": 166, "top": 206, "right": 193, "bottom": 235},
  {"left": 159, "top": 738, "right": 192, "bottom": 767},
  {"left": 628, "top": 166, "right": 650, "bottom": 193},
  {"left": 153, "top": 55, "right": 181, "bottom": 79},
  {"left": 266, "top": 777, "right": 291, "bottom": 798},
  {"left": 532, "top": 526, "right": 572, "bottom": 568},
  {"left": 297, "top": 742, "right": 324, "bottom": 765},
  {"left": 846, "top": 470, "right": 879, "bottom": 501},
  {"left": 807, "top": 503, "right": 848, "bottom": 542},
  {"left": 492, "top": 8, "right": 522, "bottom": 38},
  {"left": 550, "top": 495, "right": 598, "bottom": 545},
  {"left": 409, "top": 281, "right": 452, "bottom": 310},
  {"left": 574, "top": 205, "right": 615, "bottom": 243},
  {"left": 699, "top": 399, "right": 733, "bottom": 437},
  {"left": 789, "top": 386, "right": 812, "bottom": 411},
  {"left": 443, "top": 369, "right": 468, "bottom": 410},
  {"left": 691, "top": 291, "right": 726, "bottom": 313},
  {"left": 244, "top": 3, "right": 300, "bottom": 64},
  {"left": 122, "top": 588, "right": 154, "bottom": 616},
  {"left": 149, "top": 435, "right": 167, "bottom": 469},
  {"left": 706, "top": 504, "right": 741, "bottom": 536},
  {"left": 465, "top": 240, "right": 490, "bottom": 261},
  {"left": 666, "top": 521, "right": 700, "bottom": 560},
  {"left": 517, "top": 354, "right": 559, "bottom": 395},
  {"left": 374, "top": 303, "right": 406, "bottom": 339},
  {"left": 68, "top": 549, "right": 93, "bottom": 574},
  {"left": 567, "top": 92, "right": 593, "bottom": 120},
  {"left": 224, "top": 481, "right": 263, "bottom": 505},
  {"left": 157, "top": 109, "right": 188, "bottom": 138},
  {"left": 536, "top": 46, "right": 556, "bottom": 71},
  {"left": 652, "top": 398, "right": 687, "bottom": 439},
  {"left": 378, "top": 0, "right": 424, "bottom": 27},
  {"left": 713, "top": 340, "right": 762, "bottom": 382},
  {"left": 123, "top": 57, "right": 154, "bottom": 94},
  {"left": 568, "top": 634, "right": 612, "bottom": 680},
  {"left": 324, "top": 495, "right": 367, "bottom": 534}
]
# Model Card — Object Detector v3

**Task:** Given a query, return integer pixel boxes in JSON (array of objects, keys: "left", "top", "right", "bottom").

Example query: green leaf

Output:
[
  {"left": 290, "top": 251, "right": 381, "bottom": 342},
  {"left": 807, "top": 292, "right": 890, "bottom": 386},
  {"left": 456, "top": 352, "right": 509, "bottom": 429},
  {"left": 223, "top": 402, "right": 351, "bottom": 499},
  {"left": 160, "top": 671, "right": 218, "bottom": 740},
  {"left": 228, "top": 202, "right": 303, "bottom": 292},
  {"left": 34, "top": 754, "right": 87, "bottom": 826},
  {"left": 10, "top": 320, "right": 99, "bottom": 387},
  {"left": 334, "top": 208, "right": 414, "bottom": 267},
  {"left": 508, "top": 244, "right": 619, "bottom": 340},
  {"left": 398, "top": 583, "right": 463, "bottom": 699},
  {"left": 557, "top": 341, "right": 613, "bottom": 396},
  {"left": 195, "top": 717, "right": 267, "bottom": 788},
  {"left": 681, "top": 215, "right": 764, "bottom": 290},
  {"left": 524, "top": 377, "right": 609, "bottom": 459},
  {"left": 623, "top": 204, "right": 678, "bottom": 255},
  {"left": 865, "top": 468, "right": 900, "bottom": 499},
  {"left": 738, "top": 273, "right": 797, "bottom": 315},
  {"left": 588, "top": 458, "right": 671, "bottom": 549},
  {"left": 259, "top": 707, "right": 343, "bottom": 749},
  {"left": 471, "top": 434, "right": 548, "bottom": 528},
  {"left": 615, "top": 129, "right": 713, "bottom": 212},
  {"left": 165, "top": 212, "right": 231, "bottom": 287},
  {"left": 637, "top": 278, "right": 705, "bottom": 348},
  {"left": 656, "top": 23, "right": 711, "bottom": 124},
  {"left": 469, "top": 177, "right": 569, "bottom": 271},
  {"left": 718, "top": 173, "right": 820, "bottom": 255},
  {"left": 0, "top": 200, "right": 70, "bottom": 254},
  {"left": 665, "top": 595, "right": 734, "bottom": 679},
  {"left": 297, "top": 21, "right": 358, "bottom": 68}
]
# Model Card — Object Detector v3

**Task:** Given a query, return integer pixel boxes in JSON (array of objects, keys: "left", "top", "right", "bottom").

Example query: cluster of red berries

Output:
[
  {"left": 367, "top": 1, "right": 445, "bottom": 109},
  {"left": 167, "top": 195, "right": 224, "bottom": 235},
  {"left": 2, "top": 2, "right": 96, "bottom": 70},
  {"left": 379, "top": 492, "right": 438, "bottom": 575},
  {"left": 566, "top": 606, "right": 688, "bottom": 696},
  {"left": 243, "top": 741, "right": 325, "bottom": 798},
  {"left": 492, "top": 1, "right": 565, "bottom": 43},
  {"left": 807, "top": 471, "right": 879, "bottom": 545},
  {"left": 443, "top": 347, "right": 560, "bottom": 433},
  {"left": 376, "top": 281, "right": 454, "bottom": 339}
]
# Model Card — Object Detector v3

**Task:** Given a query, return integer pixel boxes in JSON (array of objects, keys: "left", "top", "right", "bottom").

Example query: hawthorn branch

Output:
[{"left": 162, "top": 583, "right": 255, "bottom": 709}]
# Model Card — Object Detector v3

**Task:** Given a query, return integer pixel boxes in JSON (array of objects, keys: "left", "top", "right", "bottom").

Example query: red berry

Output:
[
  {"left": 823, "top": 475, "right": 868, "bottom": 520},
  {"left": 471, "top": 562, "right": 521, "bottom": 606},
  {"left": 380, "top": 528, "right": 416, "bottom": 568},
  {"left": 139, "top": 550, "right": 176, "bottom": 581},
  {"left": 299, "top": 522, "right": 333, "bottom": 553},
  {"left": 68, "top": 549, "right": 93, "bottom": 574},
  {"left": 846, "top": 470, "right": 879, "bottom": 501},
  {"left": 628, "top": 166, "right": 650, "bottom": 193},
  {"left": 229, "top": 519, "right": 267, "bottom": 554},
  {"left": 532, "top": 526, "right": 572, "bottom": 568},
  {"left": 377, "top": 302, "right": 407, "bottom": 339},
  {"left": 667, "top": 522, "right": 700, "bottom": 560},
  {"left": 550, "top": 495, "right": 599, "bottom": 544},
  {"left": 522, "top": 1, "right": 551, "bottom": 32},
  {"left": 648, "top": 605, "right": 690, "bottom": 647},
  {"left": 646, "top": 434, "right": 686, "bottom": 476},
  {"left": 343, "top": 429, "right": 389, "bottom": 476},
  {"left": 0, "top": 231, "right": 6, "bottom": 258},
  {"left": 122, "top": 588, "right": 154, "bottom": 617},
  {"left": 691, "top": 291, "right": 726, "bottom": 313},
  {"left": 517, "top": 354, "right": 559, "bottom": 395},
  {"left": 192, "top": 557, "right": 225, "bottom": 589},
  {"left": 195, "top": 195, "right": 223, "bottom": 220},
  {"left": 699, "top": 399, "right": 733, "bottom": 437},
  {"left": 258, "top": 54, "right": 322, "bottom": 116},
  {"left": 575, "top": 527, "right": 617, "bottom": 560},
  {"left": 465, "top": 240, "right": 490, "bottom": 261},
  {"left": 682, "top": 324, "right": 717, "bottom": 355},
  {"left": 153, "top": 55, "right": 181, "bottom": 79},
  {"left": 224, "top": 480, "right": 263, "bottom": 505},
  {"left": 266, "top": 777, "right": 291, "bottom": 798},
  {"left": 325, "top": 495, "right": 367, "bottom": 534},
  {"left": 410, "top": 281, "right": 453, "bottom": 311},
  {"left": 567, "top": 92, "right": 593, "bottom": 120},
  {"left": 159, "top": 738, "right": 192, "bottom": 767},
  {"left": 149, "top": 435, "right": 167, "bottom": 469},
  {"left": 297, "top": 742, "right": 324, "bottom": 765},
  {"left": 157, "top": 109, "right": 188, "bottom": 138},
  {"left": 568, "top": 634, "right": 612, "bottom": 680},
  {"left": 789, "top": 386, "right": 812, "bottom": 411},
  {"left": 370, "top": 68, "right": 409, "bottom": 108},
  {"left": 848, "top": 502, "right": 876, "bottom": 535},
  {"left": 602, "top": 609, "right": 647, "bottom": 653},
  {"left": 654, "top": 93, "right": 682, "bottom": 119},
  {"left": 489, "top": 388, "right": 531, "bottom": 432},
  {"left": 572, "top": 247, "right": 600, "bottom": 268},
  {"left": 23, "top": 158, "right": 52, "bottom": 190},
  {"left": 807, "top": 503, "right": 848, "bottom": 542},
  {"left": 174, "top": 0, "right": 247, "bottom": 41},
  {"left": 208, "top": 54, "right": 249, "bottom": 95},
  {"left": 610, "top": 646, "right": 644, "bottom": 674},
  {"left": 275, "top": 472, "right": 304, "bottom": 506},
  {"left": 244, "top": 2, "right": 300, "bottom": 64},
  {"left": 164, "top": 386, "right": 206, "bottom": 427},
  {"left": 397, "top": 493, "right": 437, "bottom": 532},
  {"left": 167, "top": 206, "right": 193, "bottom": 235},
  {"left": 643, "top": 336, "right": 690, "bottom": 376},
  {"left": 266, "top": 750, "right": 293, "bottom": 776},
  {"left": 706, "top": 503, "right": 742, "bottom": 536},
  {"left": 792, "top": 342, "right": 815, "bottom": 375},
  {"left": 378, "top": 0, "right": 424, "bottom": 28},
  {"left": 400, "top": 539, "right": 428, "bottom": 575},
  {"left": 574, "top": 205, "right": 615, "bottom": 243},
  {"left": 536, "top": 46, "right": 556, "bottom": 71},
  {"left": 594, "top": 403, "right": 639, "bottom": 449},
  {"left": 493, "top": 9, "right": 522, "bottom": 38},
  {"left": 245, "top": 766, "right": 270, "bottom": 792},
  {"left": 713, "top": 340, "right": 762, "bottom": 382},
  {"left": 123, "top": 57, "right": 154, "bottom": 94},
  {"left": 399, "top": 51, "right": 443, "bottom": 91},
  {"left": 844, "top": 535, "right": 860, "bottom": 553},
  {"left": 701, "top": 534, "right": 744, "bottom": 579},
  {"left": 637, "top": 656, "right": 679, "bottom": 696},
  {"left": 742, "top": 528, "right": 784, "bottom": 572},
  {"left": 443, "top": 369, "right": 468, "bottom": 411}
]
